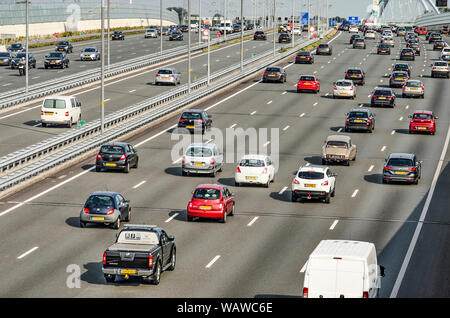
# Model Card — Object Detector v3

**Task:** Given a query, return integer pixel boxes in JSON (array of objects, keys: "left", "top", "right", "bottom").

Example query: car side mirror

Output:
[
  {"left": 331, "top": 173, "right": 338, "bottom": 177},
  {"left": 380, "top": 265, "right": 386, "bottom": 277},
  {"left": 231, "top": 192, "right": 235, "bottom": 196},
  {"left": 168, "top": 235, "right": 175, "bottom": 241},
  {"left": 434, "top": 116, "right": 439, "bottom": 119},
  {"left": 408, "top": 115, "right": 412, "bottom": 118},
  {"left": 419, "top": 160, "right": 423, "bottom": 164}
]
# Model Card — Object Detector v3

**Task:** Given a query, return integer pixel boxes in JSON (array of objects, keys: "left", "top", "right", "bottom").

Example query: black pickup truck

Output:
[{"left": 102, "top": 225, "right": 176, "bottom": 284}]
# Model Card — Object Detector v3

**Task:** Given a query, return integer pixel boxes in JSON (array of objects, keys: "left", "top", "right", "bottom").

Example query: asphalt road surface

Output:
[{"left": 0, "top": 30, "right": 448, "bottom": 297}]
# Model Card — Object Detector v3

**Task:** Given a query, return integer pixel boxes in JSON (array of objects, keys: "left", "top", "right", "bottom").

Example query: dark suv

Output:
[
  {"left": 345, "top": 68, "right": 365, "bottom": 85},
  {"left": 295, "top": 51, "right": 314, "bottom": 64},
  {"left": 278, "top": 33, "right": 292, "bottom": 43},
  {"left": 377, "top": 43, "right": 391, "bottom": 55},
  {"left": 371, "top": 87, "right": 396, "bottom": 107},
  {"left": 11, "top": 52, "right": 36, "bottom": 69},
  {"left": 44, "top": 52, "right": 69, "bottom": 69},
  {"left": 55, "top": 41, "right": 73, "bottom": 53},
  {"left": 345, "top": 108, "right": 376, "bottom": 133},
  {"left": 393, "top": 63, "right": 411, "bottom": 76},
  {"left": 262, "top": 66, "right": 287, "bottom": 83},
  {"left": 400, "top": 48, "right": 415, "bottom": 61},
  {"left": 389, "top": 71, "right": 409, "bottom": 88},
  {"left": 316, "top": 43, "right": 332, "bottom": 55},
  {"left": 382, "top": 153, "right": 422, "bottom": 184},
  {"left": 177, "top": 109, "right": 212, "bottom": 134},
  {"left": 96, "top": 142, "right": 139, "bottom": 173}
]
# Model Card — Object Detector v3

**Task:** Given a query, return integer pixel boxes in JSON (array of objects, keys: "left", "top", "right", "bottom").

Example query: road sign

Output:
[
  {"left": 202, "top": 29, "right": 209, "bottom": 41},
  {"left": 216, "top": 31, "right": 221, "bottom": 38},
  {"left": 348, "top": 16, "right": 360, "bottom": 24},
  {"left": 300, "top": 12, "right": 309, "bottom": 25}
]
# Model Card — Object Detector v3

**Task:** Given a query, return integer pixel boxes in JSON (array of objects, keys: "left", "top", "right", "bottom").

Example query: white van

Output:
[
  {"left": 41, "top": 95, "right": 81, "bottom": 128},
  {"left": 302, "top": 240, "right": 385, "bottom": 298},
  {"left": 219, "top": 20, "right": 233, "bottom": 34}
]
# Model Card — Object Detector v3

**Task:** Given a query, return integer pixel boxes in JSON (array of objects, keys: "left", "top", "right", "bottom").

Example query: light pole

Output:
[
  {"left": 240, "top": 0, "right": 243, "bottom": 71},
  {"left": 160, "top": 0, "right": 163, "bottom": 55},
  {"left": 188, "top": 0, "right": 191, "bottom": 93},
  {"left": 25, "top": 0, "right": 29, "bottom": 93},
  {"left": 101, "top": 0, "right": 105, "bottom": 134},
  {"left": 107, "top": 0, "right": 110, "bottom": 70},
  {"left": 273, "top": 0, "right": 276, "bottom": 56},
  {"left": 291, "top": 0, "right": 295, "bottom": 48},
  {"left": 307, "top": 0, "right": 310, "bottom": 40},
  {"left": 224, "top": 0, "right": 227, "bottom": 41},
  {"left": 198, "top": 0, "right": 201, "bottom": 45}
]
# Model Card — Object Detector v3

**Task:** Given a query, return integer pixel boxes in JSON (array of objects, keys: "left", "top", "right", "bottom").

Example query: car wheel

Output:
[
  {"left": 210, "top": 169, "right": 216, "bottom": 178},
  {"left": 41, "top": 122, "right": 47, "bottom": 128},
  {"left": 112, "top": 217, "right": 120, "bottom": 229},
  {"left": 220, "top": 210, "right": 227, "bottom": 223},
  {"left": 104, "top": 274, "right": 116, "bottom": 283},
  {"left": 45, "top": 65, "right": 48, "bottom": 69},
  {"left": 382, "top": 178, "right": 387, "bottom": 184},
  {"left": 124, "top": 163, "right": 130, "bottom": 173},
  {"left": 133, "top": 159, "right": 138, "bottom": 169},
  {"left": 265, "top": 180, "right": 269, "bottom": 188},
  {"left": 229, "top": 205, "right": 234, "bottom": 216},
  {"left": 331, "top": 187, "right": 336, "bottom": 197},
  {"left": 151, "top": 261, "right": 162, "bottom": 285},
  {"left": 96, "top": 166, "right": 101, "bottom": 172},
  {"left": 67, "top": 119, "right": 72, "bottom": 128},
  {"left": 323, "top": 193, "right": 331, "bottom": 204},
  {"left": 80, "top": 220, "right": 86, "bottom": 228},
  {"left": 291, "top": 193, "right": 297, "bottom": 202},
  {"left": 345, "top": 160, "right": 350, "bottom": 166},
  {"left": 167, "top": 249, "right": 176, "bottom": 271},
  {"left": 125, "top": 209, "right": 131, "bottom": 222}
]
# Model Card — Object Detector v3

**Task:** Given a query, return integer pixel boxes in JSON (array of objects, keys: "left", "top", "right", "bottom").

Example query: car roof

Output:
[
  {"left": 188, "top": 143, "right": 215, "bottom": 149},
  {"left": 374, "top": 87, "right": 392, "bottom": 91},
  {"left": 195, "top": 184, "right": 224, "bottom": 190},
  {"left": 349, "top": 108, "right": 370, "bottom": 113},
  {"left": 298, "top": 165, "right": 328, "bottom": 173},
  {"left": 90, "top": 191, "right": 118, "bottom": 196},
  {"left": 240, "top": 154, "right": 268, "bottom": 160},
  {"left": 183, "top": 109, "right": 203, "bottom": 113},
  {"left": 101, "top": 142, "right": 129, "bottom": 147},
  {"left": 413, "top": 110, "right": 433, "bottom": 114},
  {"left": 388, "top": 153, "right": 415, "bottom": 160},
  {"left": 45, "top": 95, "right": 75, "bottom": 100},
  {"left": 326, "top": 135, "right": 351, "bottom": 142}
]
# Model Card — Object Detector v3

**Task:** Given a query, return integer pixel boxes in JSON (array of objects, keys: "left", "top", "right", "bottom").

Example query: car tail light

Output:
[
  {"left": 210, "top": 158, "right": 215, "bottom": 165},
  {"left": 293, "top": 179, "right": 300, "bottom": 185},
  {"left": 345, "top": 73, "right": 349, "bottom": 77},
  {"left": 321, "top": 181, "right": 328, "bottom": 186},
  {"left": 303, "top": 287, "right": 309, "bottom": 298},
  {"left": 333, "top": 85, "right": 337, "bottom": 90},
  {"left": 103, "top": 252, "right": 107, "bottom": 265},
  {"left": 363, "top": 291, "right": 369, "bottom": 298},
  {"left": 179, "top": 118, "right": 185, "bottom": 122},
  {"left": 120, "top": 154, "right": 127, "bottom": 161},
  {"left": 236, "top": 166, "right": 241, "bottom": 173},
  {"left": 156, "top": 74, "right": 160, "bottom": 77},
  {"left": 384, "top": 166, "right": 392, "bottom": 171},
  {"left": 65, "top": 111, "right": 69, "bottom": 117},
  {"left": 219, "top": 203, "right": 223, "bottom": 210},
  {"left": 182, "top": 156, "right": 186, "bottom": 165},
  {"left": 170, "top": 75, "right": 174, "bottom": 77},
  {"left": 196, "top": 119, "right": 203, "bottom": 124},
  {"left": 402, "top": 85, "right": 406, "bottom": 90},
  {"left": 388, "top": 96, "right": 392, "bottom": 98},
  {"left": 367, "top": 119, "right": 371, "bottom": 124},
  {"left": 83, "top": 208, "right": 90, "bottom": 214},
  {"left": 276, "top": 73, "right": 281, "bottom": 76},
  {"left": 148, "top": 254, "right": 153, "bottom": 267},
  {"left": 349, "top": 86, "right": 353, "bottom": 90},
  {"left": 97, "top": 153, "right": 102, "bottom": 160},
  {"left": 40, "top": 111, "right": 43, "bottom": 115},
  {"left": 390, "top": 76, "right": 393, "bottom": 79},
  {"left": 262, "top": 167, "right": 268, "bottom": 174},
  {"left": 263, "top": 72, "right": 268, "bottom": 76},
  {"left": 421, "top": 85, "right": 424, "bottom": 90},
  {"left": 408, "top": 167, "right": 416, "bottom": 171},
  {"left": 107, "top": 209, "right": 114, "bottom": 215},
  {"left": 346, "top": 118, "right": 350, "bottom": 123},
  {"left": 372, "top": 95, "right": 377, "bottom": 98}
]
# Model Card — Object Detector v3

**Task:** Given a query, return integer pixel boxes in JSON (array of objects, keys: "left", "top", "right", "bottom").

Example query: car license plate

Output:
[
  {"left": 304, "top": 184, "right": 316, "bottom": 188},
  {"left": 269, "top": 74, "right": 275, "bottom": 77},
  {"left": 304, "top": 83, "right": 311, "bottom": 85},
  {"left": 162, "top": 76, "right": 169, "bottom": 79},
  {"left": 396, "top": 78, "right": 404, "bottom": 80},
  {"left": 379, "top": 97, "right": 386, "bottom": 99},
  {"left": 45, "top": 112, "right": 53, "bottom": 115},
  {"left": 411, "top": 88, "right": 417, "bottom": 90},
  {"left": 193, "top": 162, "right": 204, "bottom": 166},
  {"left": 340, "top": 93, "right": 347, "bottom": 95},
  {"left": 382, "top": 50, "right": 386, "bottom": 53},
  {"left": 418, "top": 127, "right": 427, "bottom": 130},
  {"left": 119, "top": 269, "right": 136, "bottom": 275},
  {"left": 187, "top": 125, "right": 195, "bottom": 129},
  {"left": 106, "top": 163, "right": 116, "bottom": 167},
  {"left": 199, "top": 206, "right": 212, "bottom": 210},
  {"left": 50, "top": 62, "right": 55, "bottom": 64},
  {"left": 395, "top": 171, "right": 407, "bottom": 175},
  {"left": 246, "top": 176, "right": 257, "bottom": 180},
  {"left": 91, "top": 216, "right": 104, "bottom": 221},
  {"left": 300, "top": 56, "right": 306, "bottom": 58},
  {"left": 354, "top": 119, "right": 363, "bottom": 123},
  {"left": 351, "top": 75, "right": 357, "bottom": 77}
]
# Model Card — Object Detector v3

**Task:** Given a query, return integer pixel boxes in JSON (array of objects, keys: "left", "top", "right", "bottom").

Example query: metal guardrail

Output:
[
  {"left": 0, "top": 29, "right": 258, "bottom": 110},
  {"left": 0, "top": 29, "right": 334, "bottom": 192},
  {"left": 415, "top": 12, "right": 450, "bottom": 28}
]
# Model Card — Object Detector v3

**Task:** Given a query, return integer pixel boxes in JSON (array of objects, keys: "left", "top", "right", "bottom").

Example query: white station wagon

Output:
[{"left": 234, "top": 154, "right": 275, "bottom": 187}]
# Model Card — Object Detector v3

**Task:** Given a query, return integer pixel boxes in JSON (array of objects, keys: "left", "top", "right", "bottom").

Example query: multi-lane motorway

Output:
[{"left": 0, "top": 29, "right": 449, "bottom": 297}]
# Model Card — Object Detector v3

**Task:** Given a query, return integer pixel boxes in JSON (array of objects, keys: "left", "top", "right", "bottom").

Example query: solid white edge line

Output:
[
  {"left": 279, "top": 186, "right": 288, "bottom": 195},
  {"left": 351, "top": 189, "right": 359, "bottom": 197},
  {"left": 17, "top": 246, "right": 39, "bottom": 259},
  {"left": 390, "top": 124, "right": 450, "bottom": 298},
  {"left": 132, "top": 180, "right": 146, "bottom": 189},
  {"left": 205, "top": 255, "right": 221, "bottom": 268},
  {"left": 247, "top": 216, "right": 259, "bottom": 227},
  {"left": 329, "top": 219, "right": 339, "bottom": 230},
  {"left": 368, "top": 165, "right": 374, "bottom": 172},
  {"left": 165, "top": 213, "right": 179, "bottom": 223},
  {"left": 283, "top": 125, "right": 290, "bottom": 131}
]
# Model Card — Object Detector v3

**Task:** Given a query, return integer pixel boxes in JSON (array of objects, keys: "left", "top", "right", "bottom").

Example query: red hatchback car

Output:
[
  {"left": 297, "top": 75, "right": 320, "bottom": 93},
  {"left": 408, "top": 110, "right": 438, "bottom": 135},
  {"left": 187, "top": 184, "right": 235, "bottom": 223}
]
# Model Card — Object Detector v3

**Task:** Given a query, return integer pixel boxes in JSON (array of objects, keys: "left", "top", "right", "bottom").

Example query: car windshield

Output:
[
  {"left": 186, "top": 147, "right": 212, "bottom": 157},
  {"left": 394, "top": 64, "right": 408, "bottom": 70},
  {"left": 58, "top": 42, "right": 68, "bottom": 45},
  {"left": 327, "top": 141, "right": 348, "bottom": 148},
  {"left": 48, "top": 52, "right": 63, "bottom": 58},
  {"left": 402, "top": 49, "right": 413, "bottom": 53},
  {"left": 435, "top": 62, "right": 447, "bottom": 66},
  {"left": 83, "top": 48, "right": 96, "bottom": 52},
  {"left": 117, "top": 230, "right": 159, "bottom": 245},
  {"left": 266, "top": 67, "right": 281, "bottom": 72},
  {"left": 10, "top": 44, "right": 22, "bottom": 49},
  {"left": 158, "top": 69, "right": 173, "bottom": 74},
  {"left": 43, "top": 99, "right": 66, "bottom": 109},
  {"left": 374, "top": 90, "right": 391, "bottom": 96},
  {"left": 239, "top": 159, "right": 265, "bottom": 167},
  {"left": 85, "top": 195, "right": 114, "bottom": 207},
  {"left": 336, "top": 81, "right": 352, "bottom": 87},
  {"left": 193, "top": 188, "right": 221, "bottom": 200},
  {"left": 347, "top": 69, "right": 362, "bottom": 75},
  {"left": 15, "top": 53, "right": 26, "bottom": 58},
  {"left": 0, "top": 52, "right": 10, "bottom": 57},
  {"left": 393, "top": 72, "right": 408, "bottom": 77},
  {"left": 387, "top": 158, "right": 414, "bottom": 166},
  {"left": 379, "top": 44, "right": 389, "bottom": 48},
  {"left": 300, "top": 76, "right": 315, "bottom": 81},
  {"left": 255, "top": 31, "right": 264, "bottom": 35},
  {"left": 298, "top": 171, "right": 324, "bottom": 180},
  {"left": 297, "top": 52, "right": 310, "bottom": 56},
  {"left": 148, "top": 29, "right": 156, "bottom": 32},
  {"left": 349, "top": 111, "right": 368, "bottom": 118},
  {"left": 181, "top": 112, "right": 201, "bottom": 120},
  {"left": 318, "top": 44, "right": 329, "bottom": 48},
  {"left": 100, "top": 145, "right": 124, "bottom": 154},
  {"left": 413, "top": 113, "right": 433, "bottom": 119},
  {"left": 113, "top": 31, "right": 121, "bottom": 34},
  {"left": 406, "top": 81, "right": 421, "bottom": 87}
]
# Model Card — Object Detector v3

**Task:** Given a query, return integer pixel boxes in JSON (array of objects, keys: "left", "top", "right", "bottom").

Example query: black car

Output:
[
  {"left": 393, "top": 63, "right": 411, "bottom": 76},
  {"left": 407, "top": 42, "right": 421, "bottom": 55},
  {"left": 0, "top": 52, "right": 13, "bottom": 66},
  {"left": 233, "top": 24, "right": 241, "bottom": 33},
  {"left": 169, "top": 31, "right": 183, "bottom": 41},
  {"left": 353, "top": 38, "right": 366, "bottom": 49},
  {"left": 316, "top": 43, "right": 332, "bottom": 55},
  {"left": 111, "top": 31, "right": 125, "bottom": 40},
  {"left": 389, "top": 71, "right": 409, "bottom": 88},
  {"left": 370, "top": 87, "right": 396, "bottom": 107},
  {"left": 7, "top": 43, "right": 25, "bottom": 55},
  {"left": 382, "top": 153, "right": 422, "bottom": 184},
  {"left": 428, "top": 33, "right": 442, "bottom": 43},
  {"left": 102, "top": 225, "right": 176, "bottom": 284},
  {"left": 377, "top": 43, "right": 391, "bottom": 54},
  {"left": 180, "top": 25, "right": 189, "bottom": 32},
  {"left": 345, "top": 68, "right": 365, "bottom": 85},
  {"left": 400, "top": 48, "right": 415, "bottom": 61},
  {"left": 254, "top": 31, "right": 266, "bottom": 40},
  {"left": 96, "top": 142, "right": 139, "bottom": 173},
  {"left": 295, "top": 51, "right": 314, "bottom": 64},
  {"left": 350, "top": 34, "right": 361, "bottom": 44},
  {"left": 55, "top": 41, "right": 73, "bottom": 53},
  {"left": 247, "top": 24, "right": 255, "bottom": 30},
  {"left": 44, "top": 52, "right": 69, "bottom": 69},
  {"left": 177, "top": 109, "right": 212, "bottom": 134},
  {"left": 262, "top": 66, "right": 287, "bottom": 83},
  {"left": 10, "top": 52, "right": 36, "bottom": 69},
  {"left": 440, "top": 54, "right": 450, "bottom": 62},
  {"left": 278, "top": 33, "right": 291, "bottom": 43},
  {"left": 345, "top": 108, "right": 376, "bottom": 133},
  {"left": 79, "top": 191, "right": 131, "bottom": 229},
  {"left": 433, "top": 40, "right": 445, "bottom": 51}
]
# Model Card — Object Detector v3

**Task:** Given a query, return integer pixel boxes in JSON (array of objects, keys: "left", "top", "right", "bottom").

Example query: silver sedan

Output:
[
  {"left": 155, "top": 68, "right": 181, "bottom": 86},
  {"left": 402, "top": 80, "right": 424, "bottom": 98},
  {"left": 80, "top": 47, "right": 100, "bottom": 61}
]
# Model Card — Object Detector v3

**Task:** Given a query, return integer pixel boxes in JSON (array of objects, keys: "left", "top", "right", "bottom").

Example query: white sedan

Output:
[
  {"left": 235, "top": 154, "right": 275, "bottom": 187},
  {"left": 333, "top": 79, "right": 356, "bottom": 99},
  {"left": 291, "top": 166, "right": 336, "bottom": 203},
  {"left": 349, "top": 26, "right": 359, "bottom": 33}
]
